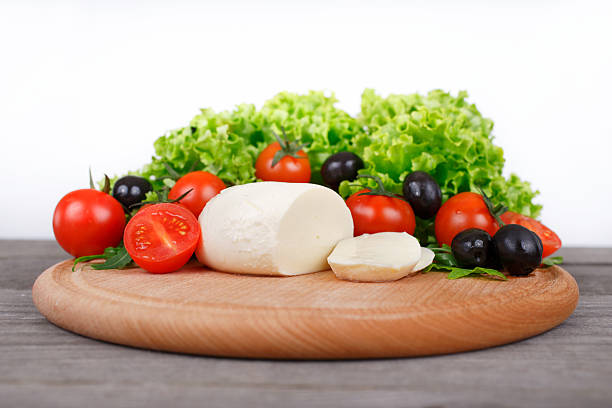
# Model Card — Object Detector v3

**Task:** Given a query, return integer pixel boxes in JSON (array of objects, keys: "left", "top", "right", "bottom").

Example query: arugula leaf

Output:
[
  {"left": 72, "top": 243, "right": 133, "bottom": 271},
  {"left": 90, "top": 246, "right": 132, "bottom": 270},
  {"left": 426, "top": 264, "right": 507, "bottom": 280},
  {"left": 423, "top": 245, "right": 507, "bottom": 280},
  {"left": 429, "top": 244, "right": 459, "bottom": 267},
  {"left": 434, "top": 252, "right": 459, "bottom": 267},
  {"left": 448, "top": 267, "right": 507, "bottom": 280},
  {"left": 542, "top": 256, "right": 564, "bottom": 267}
]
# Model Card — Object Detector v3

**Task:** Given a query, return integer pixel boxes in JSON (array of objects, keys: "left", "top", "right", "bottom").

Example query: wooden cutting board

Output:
[{"left": 32, "top": 260, "right": 578, "bottom": 359}]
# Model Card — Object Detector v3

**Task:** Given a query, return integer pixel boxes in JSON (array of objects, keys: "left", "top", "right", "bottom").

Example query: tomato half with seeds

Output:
[
  {"left": 124, "top": 203, "right": 201, "bottom": 273},
  {"left": 500, "top": 211, "right": 562, "bottom": 257}
]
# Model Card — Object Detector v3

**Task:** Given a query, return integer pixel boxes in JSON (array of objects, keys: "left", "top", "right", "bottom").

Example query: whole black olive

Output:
[
  {"left": 493, "top": 224, "right": 543, "bottom": 276},
  {"left": 112, "top": 176, "right": 153, "bottom": 209},
  {"left": 451, "top": 228, "right": 498, "bottom": 269},
  {"left": 402, "top": 171, "right": 442, "bottom": 219},
  {"left": 320, "top": 152, "right": 364, "bottom": 191}
]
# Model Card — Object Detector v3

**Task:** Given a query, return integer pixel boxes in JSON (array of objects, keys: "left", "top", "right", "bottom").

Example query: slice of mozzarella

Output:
[
  {"left": 196, "top": 182, "right": 354, "bottom": 276},
  {"left": 413, "top": 247, "right": 435, "bottom": 272},
  {"left": 327, "top": 232, "right": 425, "bottom": 282}
]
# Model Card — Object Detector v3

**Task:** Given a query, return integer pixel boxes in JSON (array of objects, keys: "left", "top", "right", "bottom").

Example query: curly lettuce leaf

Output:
[
  {"left": 138, "top": 105, "right": 259, "bottom": 189},
  {"left": 137, "top": 91, "right": 359, "bottom": 188},
  {"left": 133, "top": 88, "right": 541, "bottom": 246},
  {"left": 252, "top": 91, "right": 361, "bottom": 184},
  {"left": 339, "top": 89, "right": 541, "bottom": 243}
]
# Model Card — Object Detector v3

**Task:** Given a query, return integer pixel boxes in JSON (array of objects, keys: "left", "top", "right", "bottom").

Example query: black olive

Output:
[
  {"left": 320, "top": 152, "right": 364, "bottom": 191},
  {"left": 493, "top": 224, "right": 543, "bottom": 276},
  {"left": 402, "top": 171, "right": 442, "bottom": 219},
  {"left": 112, "top": 176, "right": 153, "bottom": 210},
  {"left": 451, "top": 228, "right": 499, "bottom": 269}
]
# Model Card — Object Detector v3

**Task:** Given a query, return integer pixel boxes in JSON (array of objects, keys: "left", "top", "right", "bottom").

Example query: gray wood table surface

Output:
[{"left": 1, "top": 241, "right": 611, "bottom": 408}]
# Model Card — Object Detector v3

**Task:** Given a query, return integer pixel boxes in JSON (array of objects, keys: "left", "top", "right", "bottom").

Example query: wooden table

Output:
[{"left": 1, "top": 241, "right": 611, "bottom": 408}]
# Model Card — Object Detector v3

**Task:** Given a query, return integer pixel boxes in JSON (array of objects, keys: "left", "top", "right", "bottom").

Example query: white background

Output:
[{"left": 1, "top": 0, "right": 611, "bottom": 247}]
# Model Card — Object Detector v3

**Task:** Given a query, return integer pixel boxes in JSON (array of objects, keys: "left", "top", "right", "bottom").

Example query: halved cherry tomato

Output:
[
  {"left": 124, "top": 203, "right": 201, "bottom": 273},
  {"left": 346, "top": 189, "right": 416, "bottom": 236},
  {"left": 435, "top": 192, "right": 499, "bottom": 247},
  {"left": 53, "top": 189, "right": 125, "bottom": 257},
  {"left": 255, "top": 141, "right": 311, "bottom": 183},
  {"left": 500, "top": 211, "right": 561, "bottom": 257},
  {"left": 168, "top": 171, "right": 226, "bottom": 218}
]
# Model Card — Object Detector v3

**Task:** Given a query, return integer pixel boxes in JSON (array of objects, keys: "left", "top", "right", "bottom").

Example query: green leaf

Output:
[
  {"left": 427, "top": 264, "right": 507, "bottom": 280},
  {"left": 115, "top": 88, "right": 542, "bottom": 247},
  {"left": 72, "top": 254, "right": 104, "bottom": 271},
  {"left": 542, "top": 256, "right": 564, "bottom": 267},
  {"left": 134, "top": 91, "right": 359, "bottom": 190},
  {"left": 340, "top": 89, "right": 541, "bottom": 244},
  {"left": 91, "top": 246, "right": 132, "bottom": 270},
  {"left": 72, "top": 244, "right": 133, "bottom": 271},
  {"left": 447, "top": 267, "right": 507, "bottom": 280},
  {"left": 434, "top": 252, "right": 459, "bottom": 267}
]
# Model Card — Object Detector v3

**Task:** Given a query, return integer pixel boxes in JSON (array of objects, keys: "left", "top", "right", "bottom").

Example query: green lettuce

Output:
[
  {"left": 139, "top": 105, "right": 260, "bottom": 189},
  {"left": 255, "top": 91, "right": 361, "bottom": 184},
  {"left": 339, "top": 89, "right": 541, "bottom": 243},
  {"left": 138, "top": 91, "right": 359, "bottom": 188},
  {"left": 134, "top": 88, "right": 541, "bottom": 245}
]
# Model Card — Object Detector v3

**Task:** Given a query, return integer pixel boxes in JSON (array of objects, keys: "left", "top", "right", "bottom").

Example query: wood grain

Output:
[
  {"left": 3, "top": 241, "right": 610, "bottom": 408},
  {"left": 31, "top": 259, "right": 579, "bottom": 359}
]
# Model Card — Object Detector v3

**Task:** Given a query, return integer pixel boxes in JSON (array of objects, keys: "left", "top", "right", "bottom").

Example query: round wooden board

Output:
[{"left": 32, "top": 260, "right": 579, "bottom": 360}]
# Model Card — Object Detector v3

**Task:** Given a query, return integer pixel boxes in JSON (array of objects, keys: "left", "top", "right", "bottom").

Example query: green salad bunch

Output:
[
  {"left": 134, "top": 89, "right": 541, "bottom": 243},
  {"left": 139, "top": 91, "right": 359, "bottom": 189},
  {"left": 339, "top": 89, "right": 541, "bottom": 243}
]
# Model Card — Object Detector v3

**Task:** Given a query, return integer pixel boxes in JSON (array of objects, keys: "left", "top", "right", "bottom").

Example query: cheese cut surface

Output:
[
  {"left": 414, "top": 247, "right": 435, "bottom": 272},
  {"left": 196, "top": 182, "right": 354, "bottom": 276},
  {"left": 327, "top": 232, "right": 425, "bottom": 282}
]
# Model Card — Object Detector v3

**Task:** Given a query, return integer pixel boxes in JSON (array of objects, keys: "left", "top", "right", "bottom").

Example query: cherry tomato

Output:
[
  {"left": 435, "top": 192, "right": 499, "bottom": 247},
  {"left": 168, "top": 171, "right": 226, "bottom": 218},
  {"left": 53, "top": 189, "right": 126, "bottom": 257},
  {"left": 124, "top": 203, "right": 201, "bottom": 273},
  {"left": 346, "top": 189, "right": 416, "bottom": 236},
  {"left": 500, "top": 211, "right": 561, "bottom": 258},
  {"left": 255, "top": 142, "right": 311, "bottom": 183}
]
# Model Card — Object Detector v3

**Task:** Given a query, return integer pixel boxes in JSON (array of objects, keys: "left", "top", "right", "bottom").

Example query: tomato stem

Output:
[
  {"left": 89, "top": 167, "right": 95, "bottom": 189},
  {"left": 129, "top": 188, "right": 194, "bottom": 209},
  {"left": 478, "top": 187, "right": 507, "bottom": 227},
  {"left": 87, "top": 167, "right": 111, "bottom": 194},
  {"left": 352, "top": 175, "right": 406, "bottom": 200},
  {"left": 270, "top": 127, "right": 308, "bottom": 168},
  {"left": 163, "top": 162, "right": 182, "bottom": 181},
  {"left": 102, "top": 175, "right": 111, "bottom": 194}
]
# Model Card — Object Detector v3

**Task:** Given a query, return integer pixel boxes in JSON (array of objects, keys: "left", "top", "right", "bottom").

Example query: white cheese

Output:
[
  {"left": 327, "top": 232, "right": 431, "bottom": 282},
  {"left": 413, "top": 247, "right": 435, "bottom": 272},
  {"left": 196, "top": 182, "right": 354, "bottom": 276}
]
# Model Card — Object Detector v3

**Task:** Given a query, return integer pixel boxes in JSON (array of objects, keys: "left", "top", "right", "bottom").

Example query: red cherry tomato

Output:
[
  {"left": 168, "top": 171, "right": 226, "bottom": 218},
  {"left": 255, "top": 142, "right": 311, "bottom": 183},
  {"left": 53, "top": 189, "right": 125, "bottom": 257},
  {"left": 500, "top": 211, "right": 562, "bottom": 257},
  {"left": 124, "top": 203, "right": 201, "bottom": 273},
  {"left": 346, "top": 189, "right": 416, "bottom": 236},
  {"left": 435, "top": 192, "right": 499, "bottom": 247}
]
